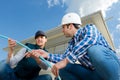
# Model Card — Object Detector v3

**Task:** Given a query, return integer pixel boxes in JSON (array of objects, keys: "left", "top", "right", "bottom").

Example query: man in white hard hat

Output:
[{"left": 27, "top": 13, "right": 120, "bottom": 80}]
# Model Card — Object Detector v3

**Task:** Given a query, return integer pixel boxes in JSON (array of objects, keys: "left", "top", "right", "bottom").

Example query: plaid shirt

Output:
[{"left": 48, "top": 24, "right": 113, "bottom": 70}]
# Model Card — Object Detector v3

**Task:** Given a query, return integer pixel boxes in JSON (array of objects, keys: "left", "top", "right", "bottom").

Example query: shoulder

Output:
[
  {"left": 25, "top": 43, "right": 34, "bottom": 46},
  {"left": 25, "top": 43, "right": 35, "bottom": 46},
  {"left": 84, "top": 24, "right": 97, "bottom": 30},
  {"left": 25, "top": 43, "right": 35, "bottom": 48},
  {"left": 85, "top": 24, "right": 96, "bottom": 28}
]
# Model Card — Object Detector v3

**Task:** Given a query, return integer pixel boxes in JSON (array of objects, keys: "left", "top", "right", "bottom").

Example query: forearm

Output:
[
  {"left": 9, "top": 48, "right": 26, "bottom": 66},
  {"left": 38, "top": 59, "right": 49, "bottom": 70},
  {"left": 48, "top": 53, "right": 64, "bottom": 63},
  {"left": 7, "top": 47, "right": 14, "bottom": 63}
]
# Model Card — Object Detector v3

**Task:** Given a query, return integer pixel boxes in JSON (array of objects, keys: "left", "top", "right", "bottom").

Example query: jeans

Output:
[
  {"left": 0, "top": 61, "right": 52, "bottom": 80},
  {"left": 59, "top": 45, "right": 120, "bottom": 80}
]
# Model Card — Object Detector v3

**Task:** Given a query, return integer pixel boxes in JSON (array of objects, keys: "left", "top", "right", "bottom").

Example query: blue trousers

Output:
[
  {"left": 59, "top": 45, "right": 120, "bottom": 80},
  {"left": 0, "top": 61, "right": 52, "bottom": 80}
]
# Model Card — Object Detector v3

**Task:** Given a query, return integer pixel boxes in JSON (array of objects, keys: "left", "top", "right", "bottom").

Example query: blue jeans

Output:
[
  {"left": 59, "top": 45, "right": 120, "bottom": 80},
  {"left": 0, "top": 61, "right": 52, "bottom": 80}
]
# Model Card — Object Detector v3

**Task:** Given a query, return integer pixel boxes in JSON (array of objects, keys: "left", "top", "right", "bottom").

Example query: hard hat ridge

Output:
[{"left": 61, "top": 12, "right": 82, "bottom": 26}]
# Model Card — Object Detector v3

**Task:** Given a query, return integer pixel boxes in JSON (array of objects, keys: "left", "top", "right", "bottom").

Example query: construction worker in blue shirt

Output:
[{"left": 27, "top": 12, "right": 120, "bottom": 80}]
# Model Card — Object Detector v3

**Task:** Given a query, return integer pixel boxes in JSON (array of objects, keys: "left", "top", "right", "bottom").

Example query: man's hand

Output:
[
  {"left": 51, "top": 58, "right": 69, "bottom": 77},
  {"left": 25, "top": 51, "right": 42, "bottom": 64},
  {"left": 7, "top": 38, "right": 16, "bottom": 61},
  {"left": 25, "top": 49, "right": 49, "bottom": 64},
  {"left": 8, "top": 38, "right": 16, "bottom": 51},
  {"left": 32, "top": 49, "right": 48, "bottom": 58}
]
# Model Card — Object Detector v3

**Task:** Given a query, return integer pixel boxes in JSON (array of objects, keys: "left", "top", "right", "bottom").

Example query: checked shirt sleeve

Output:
[
  {"left": 48, "top": 53, "right": 65, "bottom": 63},
  {"left": 47, "top": 47, "right": 71, "bottom": 63},
  {"left": 67, "top": 24, "right": 98, "bottom": 63}
]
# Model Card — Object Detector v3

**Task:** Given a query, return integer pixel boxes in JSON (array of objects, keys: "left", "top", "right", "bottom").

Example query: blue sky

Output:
[{"left": 0, "top": 0, "right": 120, "bottom": 61}]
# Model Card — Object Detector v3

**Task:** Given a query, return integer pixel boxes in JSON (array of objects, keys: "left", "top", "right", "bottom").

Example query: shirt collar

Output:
[{"left": 73, "top": 28, "right": 82, "bottom": 39}]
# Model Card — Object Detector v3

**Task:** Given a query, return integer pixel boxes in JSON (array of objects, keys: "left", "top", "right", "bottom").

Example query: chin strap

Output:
[{"left": 0, "top": 34, "right": 61, "bottom": 80}]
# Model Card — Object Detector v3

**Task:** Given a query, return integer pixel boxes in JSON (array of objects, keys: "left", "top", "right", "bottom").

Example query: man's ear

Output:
[
  {"left": 45, "top": 38, "right": 47, "bottom": 43},
  {"left": 69, "top": 24, "right": 73, "bottom": 30}
]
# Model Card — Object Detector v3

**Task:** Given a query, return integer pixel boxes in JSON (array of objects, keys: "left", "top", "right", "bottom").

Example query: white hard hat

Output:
[{"left": 61, "top": 12, "right": 82, "bottom": 26}]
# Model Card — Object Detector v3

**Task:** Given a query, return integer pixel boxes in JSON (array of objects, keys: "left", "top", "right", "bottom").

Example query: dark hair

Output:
[
  {"left": 35, "top": 30, "right": 47, "bottom": 39},
  {"left": 73, "top": 24, "right": 80, "bottom": 29},
  {"left": 66, "top": 23, "right": 80, "bottom": 29}
]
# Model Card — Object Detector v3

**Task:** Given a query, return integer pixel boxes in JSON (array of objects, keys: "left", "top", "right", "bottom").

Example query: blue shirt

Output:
[{"left": 48, "top": 24, "right": 113, "bottom": 69}]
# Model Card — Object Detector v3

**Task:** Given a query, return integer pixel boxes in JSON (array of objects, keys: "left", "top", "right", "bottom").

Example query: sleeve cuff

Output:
[
  {"left": 47, "top": 53, "right": 52, "bottom": 62},
  {"left": 67, "top": 54, "right": 77, "bottom": 64}
]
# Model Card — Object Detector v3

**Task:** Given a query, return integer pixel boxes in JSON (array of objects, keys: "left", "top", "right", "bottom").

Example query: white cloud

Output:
[
  {"left": 64, "top": 0, "right": 118, "bottom": 17},
  {"left": 47, "top": 0, "right": 65, "bottom": 8},
  {"left": 118, "top": 18, "right": 120, "bottom": 21},
  {"left": 116, "top": 24, "right": 120, "bottom": 31},
  {"left": 116, "top": 46, "right": 120, "bottom": 54},
  {"left": 47, "top": 0, "right": 118, "bottom": 17}
]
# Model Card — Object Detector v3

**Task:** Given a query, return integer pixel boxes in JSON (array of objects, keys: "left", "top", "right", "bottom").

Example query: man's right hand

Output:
[
  {"left": 26, "top": 49, "right": 49, "bottom": 59},
  {"left": 8, "top": 38, "right": 16, "bottom": 51},
  {"left": 32, "top": 49, "right": 49, "bottom": 58},
  {"left": 7, "top": 39, "right": 16, "bottom": 62}
]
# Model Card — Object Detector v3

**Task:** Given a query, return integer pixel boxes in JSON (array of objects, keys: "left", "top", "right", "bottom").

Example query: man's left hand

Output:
[{"left": 51, "top": 58, "right": 69, "bottom": 77}]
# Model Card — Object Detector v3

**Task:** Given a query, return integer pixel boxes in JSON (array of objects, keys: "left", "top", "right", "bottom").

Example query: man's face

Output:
[
  {"left": 62, "top": 24, "right": 72, "bottom": 37},
  {"left": 35, "top": 36, "right": 47, "bottom": 48}
]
